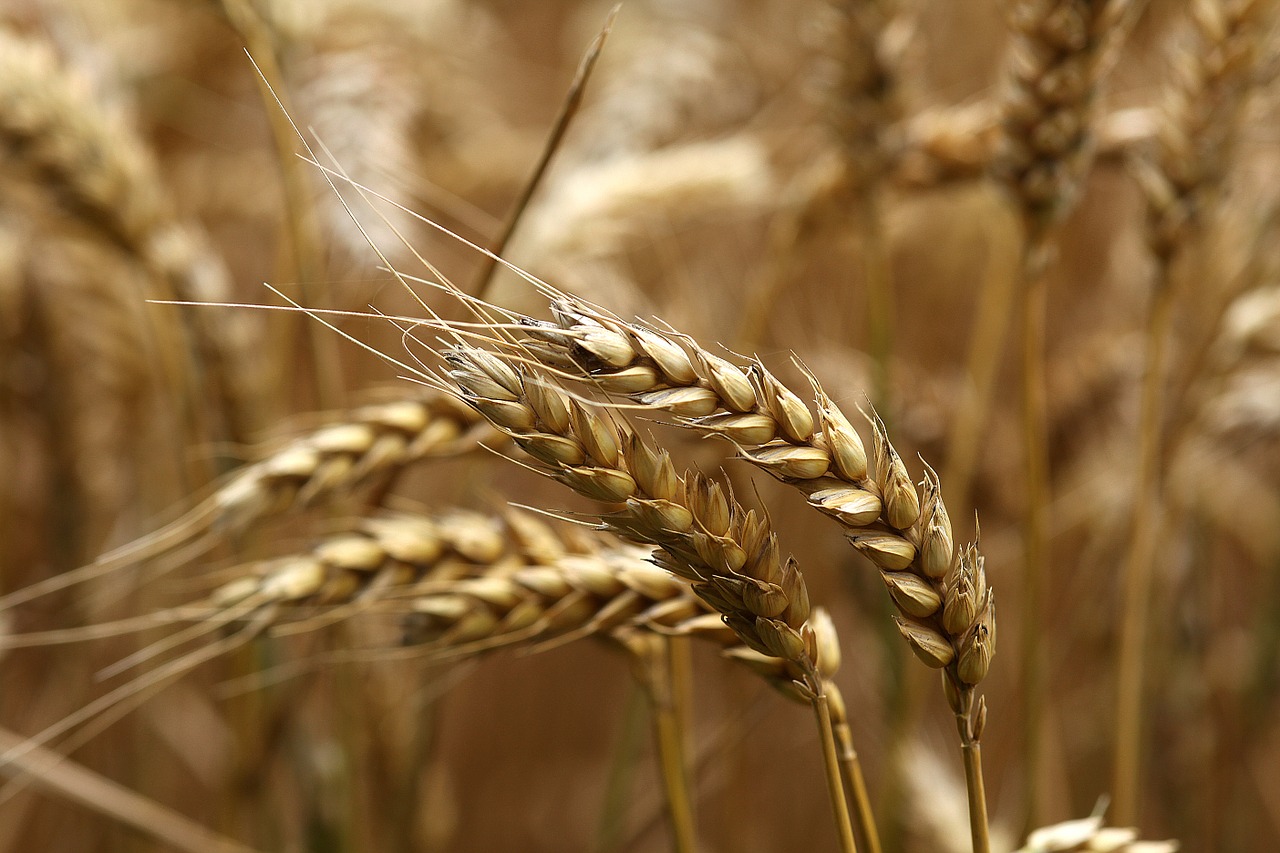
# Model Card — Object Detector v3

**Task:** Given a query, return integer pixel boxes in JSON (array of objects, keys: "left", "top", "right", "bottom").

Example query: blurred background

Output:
[{"left": 1, "top": 0, "right": 1278, "bottom": 850}]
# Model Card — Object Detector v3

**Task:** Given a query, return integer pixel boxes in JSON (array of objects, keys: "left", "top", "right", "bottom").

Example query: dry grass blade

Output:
[{"left": 0, "top": 727, "right": 260, "bottom": 853}]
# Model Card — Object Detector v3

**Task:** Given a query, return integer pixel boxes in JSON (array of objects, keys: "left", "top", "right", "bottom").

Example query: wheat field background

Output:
[{"left": 1, "top": 0, "right": 1277, "bottom": 851}]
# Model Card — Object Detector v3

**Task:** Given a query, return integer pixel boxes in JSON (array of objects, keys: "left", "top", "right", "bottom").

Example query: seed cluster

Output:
[
  {"left": 513, "top": 297, "right": 995, "bottom": 725},
  {"left": 445, "top": 345, "right": 839, "bottom": 691}
]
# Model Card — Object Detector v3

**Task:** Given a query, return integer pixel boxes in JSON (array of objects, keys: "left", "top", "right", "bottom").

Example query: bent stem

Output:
[{"left": 811, "top": 679, "right": 859, "bottom": 853}]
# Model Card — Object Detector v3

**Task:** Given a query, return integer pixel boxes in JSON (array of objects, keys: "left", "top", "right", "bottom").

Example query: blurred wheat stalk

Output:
[{"left": 3, "top": 0, "right": 1279, "bottom": 851}]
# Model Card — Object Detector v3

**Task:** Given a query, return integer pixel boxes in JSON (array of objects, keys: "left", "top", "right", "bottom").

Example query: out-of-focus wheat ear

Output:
[
  {"left": 443, "top": 345, "right": 860, "bottom": 852},
  {"left": 40, "top": 507, "right": 610, "bottom": 677},
  {"left": 989, "top": 2, "right": 1136, "bottom": 829},
  {"left": 1138, "top": 0, "right": 1276, "bottom": 267},
  {"left": 739, "top": 0, "right": 905, "bottom": 376},
  {"left": 0, "top": 392, "right": 490, "bottom": 616},
  {"left": 14, "top": 227, "right": 179, "bottom": 570},
  {"left": 213, "top": 394, "right": 492, "bottom": 532},
  {"left": 893, "top": 100, "right": 1166, "bottom": 191},
  {"left": 1114, "top": 0, "right": 1277, "bottom": 827},
  {"left": 995, "top": 0, "right": 1136, "bottom": 240},
  {"left": 0, "top": 29, "right": 269, "bottom": 446},
  {"left": 892, "top": 101, "right": 1003, "bottom": 190},
  {"left": 1014, "top": 815, "right": 1179, "bottom": 852}
]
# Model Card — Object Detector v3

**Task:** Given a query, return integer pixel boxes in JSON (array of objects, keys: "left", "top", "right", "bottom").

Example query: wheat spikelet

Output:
[{"left": 0, "top": 27, "right": 266, "bottom": 442}]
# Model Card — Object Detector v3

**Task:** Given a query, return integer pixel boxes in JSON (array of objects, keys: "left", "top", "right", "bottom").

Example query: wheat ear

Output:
[
  {"left": 1114, "top": 0, "right": 1277, "bottom": 825},
  {"left": 0, "top": 29, "right": 268, "bottom": 443},
  {"left": 442, "top": 344, "right": 860, "bottom": 852},
  {"left": 222, "top": 507, "right": 854, "bottom": 853},
  {"left": 990, "top": 0, "right": 1137, "bottom": 828},
  {"left": 0, "top": 392, "right": 489, "bottom": 616},
  {"left": 513, "top": 298, "right": 996, "bottom": 684},
  {"left": 464, "top": 296, "right": 994, "bottom": 848}
]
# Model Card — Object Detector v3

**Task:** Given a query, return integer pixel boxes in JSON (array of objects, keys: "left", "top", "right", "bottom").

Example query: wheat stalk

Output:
[
  {"left": 1113, "top": 0, "right": 1277, "bottom": 825},
  {"left": 986, "top": 1, "right": 1138, "bottom": 828}
]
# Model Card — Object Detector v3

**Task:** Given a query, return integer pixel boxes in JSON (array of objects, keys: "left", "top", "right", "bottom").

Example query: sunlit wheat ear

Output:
[
  {"left": 441, "top": 343, "right": 872, "bottom": 850},
  {"left": 440, "top": 346, "right": 822, "bottom": 670},
  {"left": 467, "top": 295, "right": 996, "bottom": 692}
]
